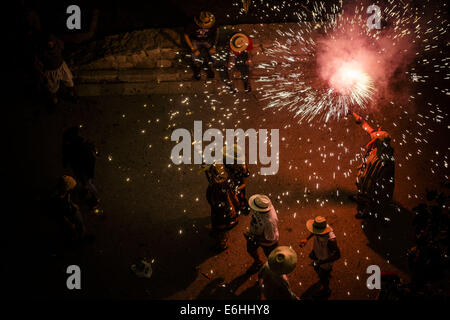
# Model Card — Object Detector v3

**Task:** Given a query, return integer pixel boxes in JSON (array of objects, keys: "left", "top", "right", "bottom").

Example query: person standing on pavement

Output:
[
  {"left": 223, "top": 144, "right": 250, "bottom": 215},
  {"left": 258, "top": 246, "right": 299, "bottom": 300},
  {"left": 245, "top": 194, "right": 279, "bottom": 272},
  {"left": 50, "top": 175, "right": 86, "bottom": 244},
  {"left": 62, "top": 126, "right": 101, "bottom": 214},
  {"left": 299, "top": 216, "right": 340, "bottom": 298},
  {"left": 184, "top": 11, "right": 219, "bottom": 80},
  {"left": 350, "top": 112, "right": 395, "bottom": 219},
  {"left": 215, "top": 32, "right": 254, "bottom": 93},
  {"left": 205, "top": 164, "right": 239, "bottom": 252}
]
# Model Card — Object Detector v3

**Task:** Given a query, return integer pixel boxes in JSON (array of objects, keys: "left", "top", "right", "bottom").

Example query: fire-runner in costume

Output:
[
  {"left": 351, "top": 112, "right": 395, "bottom": 219},
  {"left": 205, "top": 164, "right": 239, "bottom": 252},
  {"left": 223, "top": 144, "right": 251, "bottom": 215}
]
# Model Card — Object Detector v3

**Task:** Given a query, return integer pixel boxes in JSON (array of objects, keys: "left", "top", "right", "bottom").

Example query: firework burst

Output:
[{"left": 254, "top": 0, "right": 435, "bottom": 122}]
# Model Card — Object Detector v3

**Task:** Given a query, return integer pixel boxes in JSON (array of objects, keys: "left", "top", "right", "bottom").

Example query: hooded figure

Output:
[{"left": 352, "top": 113, "right": 395, "bottom": 218}]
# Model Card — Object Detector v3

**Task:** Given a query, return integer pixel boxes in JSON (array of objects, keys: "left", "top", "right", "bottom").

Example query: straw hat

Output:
[
  {"left": 194, "top": 11, "right": 216, "bottom": 28},
  {"left": 58, "top": 175, "right": 77, "bottom": 193},
  {"left": 248, "top": 194, "right": 273, "bottom": 212},
  {"left": 222, "top": 143, "right": 244, "bottom": 162},
  {"left": 268, "top": 246, "right": 297, "bottom": 275},
  {"left": 306, "top": 216, "right": 333, "bottom": 235},
  {"left": 130, "top": 259, "right": 153, "bottom": 279},
  {"left": 230, "top": 33, "right": 250, "bottom": 53}
]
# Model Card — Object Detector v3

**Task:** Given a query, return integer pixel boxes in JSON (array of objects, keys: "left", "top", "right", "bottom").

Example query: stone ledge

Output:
[
  {"left": 71, "top": 21, "right": 326, "bottom": 96},
  {"left": 70, "top": 22, "right": 321, "bottom": 71},
  {"left": 76, "top": 67, "right": 276, "bottom": 84},
  {"left": 77, "top": 80, "right": 237, "bottom": 96}
]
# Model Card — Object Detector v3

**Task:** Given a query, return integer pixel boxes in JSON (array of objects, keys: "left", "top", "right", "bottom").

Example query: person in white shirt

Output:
[
  {"left": 299, "top": 216, "right": 341, "bottom": 298},
  {"left": 244, "top": 194, "right": 279, "bottom": 272}
]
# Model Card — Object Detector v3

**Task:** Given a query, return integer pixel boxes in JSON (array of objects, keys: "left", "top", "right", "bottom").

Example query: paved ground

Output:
[{"left": 5, "top": 59, "right": 448, "bottom": 300}]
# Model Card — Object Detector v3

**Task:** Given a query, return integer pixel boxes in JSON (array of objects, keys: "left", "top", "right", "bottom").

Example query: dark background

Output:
[{"left": 15, "top": 0, "right": 341, "bottom": 37}]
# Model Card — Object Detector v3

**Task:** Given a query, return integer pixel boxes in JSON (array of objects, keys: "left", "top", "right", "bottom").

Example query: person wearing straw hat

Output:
[
  {"left": 229, "top": 32, "right": 253, "bottom": 92},
  {"left": 350, "top": 112, "right": 395, "bottom": 219},
  {"left": 62, "top": 126, "right": 102, "bottom": 215},
  {"left": 216, "top": 32, "right": 254, "bottom": 93},
  {"left": 184, "top": 11, "right": 219, "bottom": 80},
  {"left": 299, "top": 216, "right": 340, "bottom": 297},
  {"left": 244, "top": 194, "right": 279, "bottom": 272},
  {"left": 223, "top": 144, "right": 251, "bottom": 215},
  {"left": 50, "top": 175, "right": 86, "bottom": 244},
  {"left": 205, "top": 164, "right": 239, "bottom": 252},
  {"left": 258, "top": 246, "right": 299, "bottom": 300}
]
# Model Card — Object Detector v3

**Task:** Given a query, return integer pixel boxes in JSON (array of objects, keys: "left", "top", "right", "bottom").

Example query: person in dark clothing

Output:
[
  {"left": 350, "top": 112, "right": 395, "bottom": 219},
  {"left": 34, "top": 33, "right": 76, "bottom": 105},
  {"left": 50, "top": 175, "right": 86, "bottom": 244},
  {"left": 62, "top": 126, "right": 100, "bottom": 213},
  {"left": 258, "top": 246, "right": 299, "bottom": 300},
  {"left": 205, "top": 164, "right": 239, "bottom": 252},
  {"left": 223, "top": 144, "right": 250, "bottom": 215},
  {"left": 184, "top": 11, "right": 219, "bottom": 80},
  {"left": 216, "top": 32, "right": 254, "bottom": 93}
]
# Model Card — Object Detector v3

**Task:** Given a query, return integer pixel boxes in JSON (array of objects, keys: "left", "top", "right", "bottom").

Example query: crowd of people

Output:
[
  {"left": 16, "top": 4, "right": 446, "bottom": 300},
  {"left": 203, "top": 143, "right": 342, "bottom": 299},
  {"left": 184, "top": 11, "right": 254, "bottom": 92}
]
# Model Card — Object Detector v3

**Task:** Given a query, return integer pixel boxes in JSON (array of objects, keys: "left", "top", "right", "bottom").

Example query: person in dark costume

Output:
[
  {"left": 205, "top": 164, "right": 239, "bottom": 252},
  {"left": 350, "top": 112, "right": 395, "bottom": 219},
  {"left": 223, "top": 144, "right": 250, "bottom": 215},
  {"left": 184, "top": 11, "right": 219, "bottom": 80}
]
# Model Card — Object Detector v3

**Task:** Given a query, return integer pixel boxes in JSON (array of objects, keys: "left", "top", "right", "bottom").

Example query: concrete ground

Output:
[{"left": 5, "top": 61, "right": 448, "bottom": 300}]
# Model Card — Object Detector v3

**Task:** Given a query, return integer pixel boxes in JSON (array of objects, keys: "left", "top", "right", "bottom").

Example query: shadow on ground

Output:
[
  {"left": 196, "top": 273, "right": 260, "bottom": 300},
  {"left": 361, "top": 201, "right": 414, "bottom": 273}
]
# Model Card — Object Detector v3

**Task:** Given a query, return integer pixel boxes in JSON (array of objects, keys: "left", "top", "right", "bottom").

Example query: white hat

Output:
[{"left": 248, "top": 194, "right": 273, "bottom": 212}]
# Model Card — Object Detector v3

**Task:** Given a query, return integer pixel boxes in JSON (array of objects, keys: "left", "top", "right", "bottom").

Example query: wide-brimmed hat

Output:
[
  {"left": 366, "top": 130, "right": 391, "bottom": 150},
  {"left": 268, "top": 246, "right": 297, "bottom": 275},
  {"left": 248, "top": 194, "right": 273, "bottom": 212},
  {"left": 222, "top": 143, "right": 245, "bottom": 162},
  {"left": 58, "top": 175, "right": 77, "bottom": 193},
  {"left": 230, "top": 33, "right": 250, "bottom": 53},
  {"left": 306, "top": 216, "right": 333, "bottom": 235},
  {"left": 130, "top": 259, "right": 153, "bottom": 279},
  {"left": 194, "top": 11, "right": 216, "bottom": 28}
]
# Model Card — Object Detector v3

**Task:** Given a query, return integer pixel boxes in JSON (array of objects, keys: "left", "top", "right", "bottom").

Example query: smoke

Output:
[{"left": 316, "top": 9, "right": 416, "bottom": 102}]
